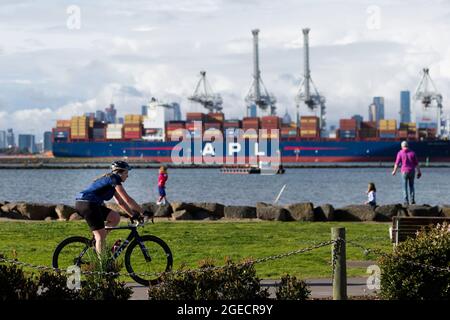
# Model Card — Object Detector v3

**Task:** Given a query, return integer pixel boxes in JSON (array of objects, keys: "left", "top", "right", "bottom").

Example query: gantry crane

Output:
[
  {"left": 188, "top": 71, "right": 223, "bottom": 113},
  {"left": 413, "top": 68, "right": 444, "bottom": 137}
]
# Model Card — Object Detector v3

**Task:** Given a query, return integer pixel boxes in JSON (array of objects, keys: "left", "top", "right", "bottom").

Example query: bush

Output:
[
  {"left": 0, "top": 263, "right": 39, "bottom": 300},
  {"left": 78, "top": 250, "right": 132, "bottom": 300},
  {"left": 275, "top": 275, "right": 310, "bottom": 300},
  {"left": 379, "top": 223, "right": 450, "bottom": 300},
  {"left": 36, "top": 271, "right": 80, "bottom": 300},
  {"left": 148, "top": 258, "right": 270, "bottom": 300}
]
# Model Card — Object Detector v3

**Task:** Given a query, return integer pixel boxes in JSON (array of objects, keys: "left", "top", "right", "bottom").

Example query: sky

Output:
[{"left": 1, "top": 0, "right": 450, "bottom": 140}]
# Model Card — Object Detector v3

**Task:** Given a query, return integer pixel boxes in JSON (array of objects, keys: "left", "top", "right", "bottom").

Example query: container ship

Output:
[{"left": 51, "top": 104, "right": 450, "bottom": 163}]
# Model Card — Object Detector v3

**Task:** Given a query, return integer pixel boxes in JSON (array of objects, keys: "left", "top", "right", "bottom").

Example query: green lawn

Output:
[{"left": 0, "top": 220, "right": 392, "bottom": 280}]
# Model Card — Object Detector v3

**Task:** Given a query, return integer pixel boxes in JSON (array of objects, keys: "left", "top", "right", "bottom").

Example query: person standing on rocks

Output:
[{"left": 392, "top": 141, "right": 422, "bottom": 205}]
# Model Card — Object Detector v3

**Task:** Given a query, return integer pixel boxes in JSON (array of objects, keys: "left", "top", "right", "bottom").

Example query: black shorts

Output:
[{"left": 75, "top": 201, "right": 112, "bottom": 231}]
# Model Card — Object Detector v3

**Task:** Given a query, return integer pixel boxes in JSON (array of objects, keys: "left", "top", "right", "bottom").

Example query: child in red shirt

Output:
[{"left": 157, "top": 166, "right": 168, "bottom": 205}]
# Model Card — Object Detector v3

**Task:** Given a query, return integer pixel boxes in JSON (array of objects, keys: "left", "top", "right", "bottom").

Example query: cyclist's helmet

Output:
[{"left": 111, "top": 160, "right": 131, "bottom": 172}]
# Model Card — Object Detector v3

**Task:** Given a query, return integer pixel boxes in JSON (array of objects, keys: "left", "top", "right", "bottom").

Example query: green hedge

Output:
[{"left": 379, "top": 223, "right": 450, "bottom": 300}]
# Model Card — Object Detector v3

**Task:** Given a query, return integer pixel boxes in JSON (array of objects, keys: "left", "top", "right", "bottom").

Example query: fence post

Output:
[{"left": 332, "top": 227, "right": 347, "bottom": 300}]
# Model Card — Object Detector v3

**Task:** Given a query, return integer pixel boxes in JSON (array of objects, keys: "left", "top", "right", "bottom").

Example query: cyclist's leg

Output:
[
  {"left": 92, "top": 228, "right": 107, "bottom": 254},
  {"left": 106, "top": 210, "right": 120, "bottom": 229}
]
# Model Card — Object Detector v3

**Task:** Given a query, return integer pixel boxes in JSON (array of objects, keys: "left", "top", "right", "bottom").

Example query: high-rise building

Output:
[
  {"left": 105, "top": 103, "right": 117, "bottom": 123},
  {"left": 0, "top": 130, "right": 6, "bottom": 149},
  {"left": 141, "top": 105, "right": 147, "bottom": 116},
  {"left": 400, "top": 91, "right": 411, "bottom": 123},
  {"left": 282, "top": 110, "right": 292, "bottom": 125},
  {"left": 369, "top": 97, "right": 385, "bottom": 123},
  {"left": 18, "top": 134, "right": 36, "bottom": 153},
  {"left": 6, "top": 128, "right": 15, "bottom": 147},
  {"left": 95, "top": 110, "right": 106, "bottom": 122},
  {"left": 352, "top": 115, "right": 363, "bottom": 128},
  {"left": 43, "top": 131, "right": 52, "bottom": 151},
  {"left": 85, "top": 112, "right": 95, "bottom": 120},
  {"left": 248, "top": 104, "right": 257, "bottom": 117},
  {"left": 172, "top": 102, "right": 182, "bottom": 121}
]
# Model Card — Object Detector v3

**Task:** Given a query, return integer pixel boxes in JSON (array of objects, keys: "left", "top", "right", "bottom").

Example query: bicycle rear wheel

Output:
[
  {"left": 124, "top": 235, "right": 173, "bottom": 286},
  {"left": 52, "top": 236, "right": 96, "bottom": 272}
]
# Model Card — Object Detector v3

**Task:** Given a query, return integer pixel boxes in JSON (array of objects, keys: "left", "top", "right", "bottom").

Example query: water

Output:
[{"left": 1, "top": 168, "right": 449, "bottom": 207}]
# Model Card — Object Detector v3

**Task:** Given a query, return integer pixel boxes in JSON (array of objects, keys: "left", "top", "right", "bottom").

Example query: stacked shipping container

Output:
[
  {"left": 300, "top": 116, "right": 320, "bottom": 138},
  {"left": 70, "top": 116, "right": 89, "bottom": 140},
  {"left": 338, "top": 119, "right": 357, "bottom": 139},
  {"left": 379, "top": 119, "right": 397, "bottom": 139}
]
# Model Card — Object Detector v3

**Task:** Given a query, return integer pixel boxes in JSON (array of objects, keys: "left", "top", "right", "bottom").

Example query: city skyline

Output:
[{"left": 1, "top": 0, "right": 449, "bottom": 138}]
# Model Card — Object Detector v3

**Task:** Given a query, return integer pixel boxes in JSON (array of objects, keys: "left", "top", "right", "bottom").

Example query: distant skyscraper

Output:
[
  {"left": 282, "top": 110, "right": 292, "bottom": 125},
  {"left": 172, "top": 102, "right": 182, "bottom": 121},
  {"left": 248, "top": 104, "right": 257, "bottom": 117},
  {"left": 117, "top": 117, "right": 124, "bottom": 124},
  {"left": 85, "top": 112, "right": 95, "bottom": 120},
  {"left": 18, "top": 134, "right": 36, "bottom": 153},
  {"left": 352, "top": 115, "right": 363, "bottom": 128},
  {"left": 369, "top": 97, "right": 385, "bottom": 123},
  {"left": 105, "top": 103, "right": 117, "bottom": 123},
  {"left": 6, "top": 128, "right": 15, "bottom": 147},
  {"left": 400, "top": 91, "right": 411, "bottom": 123},
  {"left": 141, "top": 105, "right": 147, "bottom": 116},
  {"left": 95, "top": 110, "right": 106, "bottom": 122},
  {"left": 0, "top": 130, "right": 6, "bottom": 149},
  {"left": 43, "top": 131, "right": 52, "bottom": 152}
]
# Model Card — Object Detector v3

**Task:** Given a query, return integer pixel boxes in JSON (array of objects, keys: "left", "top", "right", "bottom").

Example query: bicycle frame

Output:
[{"left": 104, "top": 224, "right": 152, "bottom": 261}]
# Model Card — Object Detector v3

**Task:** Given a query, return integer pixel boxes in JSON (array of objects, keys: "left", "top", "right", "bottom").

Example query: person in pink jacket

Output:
[
  {"left": 157, "top": 166, "right": 168, "bottom": 205},
  {"left": 392, "top": 141, "right": 422, "bottom": 205}
]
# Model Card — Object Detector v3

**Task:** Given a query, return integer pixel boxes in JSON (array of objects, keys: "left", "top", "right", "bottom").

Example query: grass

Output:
[{"left": 0, "top": 220, "right": 392, "bottom": 280}]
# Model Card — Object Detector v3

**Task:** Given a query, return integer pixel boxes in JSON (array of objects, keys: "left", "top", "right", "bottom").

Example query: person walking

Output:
[
  {"left": 157, "top": 166, "right": 168, "bottom": 205},
  {"left": 392, "top": 141, "right": 422, "bottom": 205}
]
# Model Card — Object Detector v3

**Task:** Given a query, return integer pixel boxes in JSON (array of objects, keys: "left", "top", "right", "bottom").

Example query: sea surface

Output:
[{"left": 1, "top": 168, "right": 450, "bottom": 207}]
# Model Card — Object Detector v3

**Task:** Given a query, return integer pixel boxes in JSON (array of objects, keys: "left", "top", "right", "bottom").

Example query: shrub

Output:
[
  {"left": 0, "top": 263, "right": 39, "bottom": 300},
  {"left": 78, "top": 250, "right": 132, "bottom": 300},
  {"left": 379, "top": 223, "right": 450, "bottom": 300},
  {"left": 36, "top": 271, "right": 80, "bottom": 300},
  {"left": 275, "top": 274, "right": 310, "bottom": 300},
  {"left": 148, "top": 258, "right": 270, "bottom": 300}
]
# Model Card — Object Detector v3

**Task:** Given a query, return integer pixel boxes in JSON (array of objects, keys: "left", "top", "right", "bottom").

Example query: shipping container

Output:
[
  {"left": 56, "top": 120, "right": 71, "bottom": 128},
  {"left": 207, "top": 112, "right": 225, "bottom": 123},
  {"left": 124, "top": 115, "right": 143, "bottom": 125},
  {"left": 223, "top": 120, "right": 242, "bottom": 129},
  {"left": 339, "top": 119, "right": 358, "bottom": 130},
  {"left": 361, "top": 121, "right": 377, "bottom": 129},
  {"left": 187, "top": 112, "right": 205, "bottom": 122},
  {"left": 204, "top": 122, "right": 222, "bottom": 130}
]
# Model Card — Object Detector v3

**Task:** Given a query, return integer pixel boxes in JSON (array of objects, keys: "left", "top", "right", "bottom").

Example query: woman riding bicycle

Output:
[{"left": 75, "top": 160, "right": 145, "bottom": 254}]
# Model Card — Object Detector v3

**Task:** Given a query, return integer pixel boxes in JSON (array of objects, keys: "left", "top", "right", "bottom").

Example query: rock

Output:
[
  {"left": 440, "top": 205, "right": 450, "bottom": 217},
  {"left": 0, "top": 210, "right": 28, "bottom": 220},
  {"left": 256, "top": 202, "right": 291, "bottom": 221},
  {"left": 170, "top": 202, "right": 198, "bottom": 213},
  {"left": 406, "top": 205, "right": 442, "bottom": 217},
  {"left": 141, "top": 202, "right": 173, "bottom": 217},
  {"left": 314, "top": 204, "right": 335, "bottom": 221},
  {"left": 45, "top": 216, "right": 55, "bottom": 221},
  {"left": 14, "top": 203, "right": 57, "bottom": 220},
  {"left": 285, "top": 203, "right": 315, "bottom": 221},
  {"left": 55, "top": 204, "right": 78, "bottom": 221},
  {"left": 334, "top": 205, "right": 376, "bottom": 221},
  {"left": 69, "top": 212, "right": 83, "bottom": 221},
  {"left": 192, "top": 210, "right": 212, "bottom": 220},
  {"left": 374, "top": 204, "right": 404, "bottom": 222},
  {"left": 171, "top": 210, "right": 193, "bottom": 221},
  {"left": 192, "top": 203, "right": 225, "bottom": 218},
  {"left": 224, "top": 206, "right": 257, "bottom": 219},
  {"left": 105, "top": 202, "right": 128, "bottom": 216},
  {"left": 1, "top": 202, "right": 19, "bottom": 213}
]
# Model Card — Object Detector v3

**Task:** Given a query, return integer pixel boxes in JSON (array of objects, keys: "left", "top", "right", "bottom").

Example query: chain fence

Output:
[
  {"left": 1, "top": 237, "right": 448, "bottom": 279},
  {"left": 0, "top": 239, "right": 337, "bottom": 278}
]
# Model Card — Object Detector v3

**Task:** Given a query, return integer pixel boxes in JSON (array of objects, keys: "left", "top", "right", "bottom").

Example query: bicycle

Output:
[{"left": 52, "top": 216, "right": 173, "bottom": 286}]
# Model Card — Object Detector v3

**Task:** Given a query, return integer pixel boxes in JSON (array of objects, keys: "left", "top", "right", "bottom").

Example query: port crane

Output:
[
  {"left": 188, "top": 71, "right": 223, "bottom": 113},
  {"left": 413, "top": 68, "right": 444, "bottom": 137},
  {"left": 245, "top": 29, "right": 277, "bottom": 116},
  {"left": 295, "top": 28, "right": 326, "bottom": 135}
]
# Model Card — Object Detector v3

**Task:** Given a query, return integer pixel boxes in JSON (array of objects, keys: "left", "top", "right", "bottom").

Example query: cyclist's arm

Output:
[
  {"left": 114, "top": 185, "right": 143, "bottom": 215},
  {"left": 113, "top": 193, "right": 134, "bottom": 218}
]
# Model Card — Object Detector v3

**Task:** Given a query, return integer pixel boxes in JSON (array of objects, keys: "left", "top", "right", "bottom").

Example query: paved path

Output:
[{"left": 128, "top": 277, "right": 378, "bottom": 300}]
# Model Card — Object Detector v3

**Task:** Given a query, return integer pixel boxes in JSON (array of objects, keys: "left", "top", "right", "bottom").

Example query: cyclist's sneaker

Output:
[{"left": 111, "top": 239, "right": 121, "bottom": 253}]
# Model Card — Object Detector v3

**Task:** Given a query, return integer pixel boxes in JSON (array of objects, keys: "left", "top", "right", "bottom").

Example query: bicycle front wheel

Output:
[
  {"left": 52, "top": 236, "right": 96, "bottom": 272},
  {"left": 124, "top": 235, "right": 173, "bottom": 286}
]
